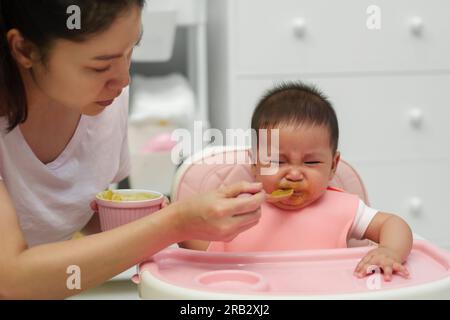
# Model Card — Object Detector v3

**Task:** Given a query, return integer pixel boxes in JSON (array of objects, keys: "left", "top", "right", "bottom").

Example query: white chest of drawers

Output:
[{"left": 207, "top": 0, "right": 450, "bottom": 249}]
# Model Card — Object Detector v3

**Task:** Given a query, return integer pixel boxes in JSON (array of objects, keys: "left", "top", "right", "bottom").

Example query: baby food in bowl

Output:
[
  {"left": 95, "top": 189, "right": 164, "bottom": 231},
  {"left": 97, "top": 190, "right": 160, "bottom": 202}
]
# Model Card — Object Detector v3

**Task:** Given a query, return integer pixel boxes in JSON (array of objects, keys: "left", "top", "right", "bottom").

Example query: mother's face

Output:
[{"left": 31, "top": 5, "right": 142, "bottom": 116}]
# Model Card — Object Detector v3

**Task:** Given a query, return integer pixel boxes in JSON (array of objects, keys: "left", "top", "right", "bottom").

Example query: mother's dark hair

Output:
[{"left": 0, "top": 0, "right": 145, "bottom": 132}]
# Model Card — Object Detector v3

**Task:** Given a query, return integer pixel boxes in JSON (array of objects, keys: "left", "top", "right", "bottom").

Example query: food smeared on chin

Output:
[{"left": 270, "top": 188, "right": 294, "bottom": 198}]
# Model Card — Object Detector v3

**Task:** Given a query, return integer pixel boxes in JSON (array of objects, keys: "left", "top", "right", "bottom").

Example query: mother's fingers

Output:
[
  {"left": 217, "top": 209, "right": 261, "bottom": 242},
  {"left": 234, "top": 208, "right": 261, "bottom": 225},
  {"left": 224, "top": 214, "right": 261, "bottom": 242},
  {"left": 161, "top": 196, "right": 170, "bottom": 208},
  {"left": 223, "top": 191, "right": 266, "bottom": 216},
  {"left": 219, "top": 181, "right": 263, "bottom": 198},
  {"left": 90, "top": 200, "right": 98, "bottom": 212}
]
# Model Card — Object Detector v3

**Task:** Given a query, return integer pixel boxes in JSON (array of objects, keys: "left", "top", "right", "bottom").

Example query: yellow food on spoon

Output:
[{"left": 271, "top": 188, "right": 294, "bottom": 197}]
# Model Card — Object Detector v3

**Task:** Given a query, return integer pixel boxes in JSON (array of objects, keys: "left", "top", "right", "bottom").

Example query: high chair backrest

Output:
[{"left": 171, "top": 146, "right": 369, "bottom": 205}]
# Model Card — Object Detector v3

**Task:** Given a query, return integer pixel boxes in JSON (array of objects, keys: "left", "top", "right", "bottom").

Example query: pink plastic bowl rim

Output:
[{"left": 96, "top": 189, "right": 164, "bottom": 209}]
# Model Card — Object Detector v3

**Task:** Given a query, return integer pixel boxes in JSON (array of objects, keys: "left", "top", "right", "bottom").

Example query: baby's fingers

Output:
[
  {"left": 382, "top": 265, "right": 393, "bottom": 282},
  {"left": 393, "top": 262, "right": 410, "bottom": 278},
  {"left": 356, "top": 263, "right": 381, "bottom": 279},
  {"left": 354, "top": 254, "right": 374, "bottom": 276}
]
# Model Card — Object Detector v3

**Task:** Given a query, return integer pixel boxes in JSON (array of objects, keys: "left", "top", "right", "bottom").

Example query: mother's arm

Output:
[
  {"left": 0, "top": 181, "right": 183, "bottom": 299},
  {"left": 80, "top": 208, "right": 101, "bottom": 236}
]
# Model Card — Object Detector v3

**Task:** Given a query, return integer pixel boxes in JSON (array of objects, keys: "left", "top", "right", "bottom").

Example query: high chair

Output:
[{"left": 133, "top": 146, "right": 450, "bottom": 299}]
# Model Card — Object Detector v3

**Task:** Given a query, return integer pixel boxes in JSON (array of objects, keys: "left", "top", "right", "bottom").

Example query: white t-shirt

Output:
[
  {"left": 349, "top": 200, "right": 379, "bottom": 240},
  {"left": 0, "top": 88, "right": 131, "bottom": 247}
]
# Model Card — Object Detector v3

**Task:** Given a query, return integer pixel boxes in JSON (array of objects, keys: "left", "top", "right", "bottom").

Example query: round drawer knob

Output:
[
  {"left": 408, "top": 108, "right": 424, "bottom": 128},
  {"left": 408, "top": 197, "right": 423, "bottom": 216},
  {"left": 292, "top": 18, "right": 307, "bottom": 37},
  {"left": 409, "top": 16, "right": 424, "bottom": 36}
]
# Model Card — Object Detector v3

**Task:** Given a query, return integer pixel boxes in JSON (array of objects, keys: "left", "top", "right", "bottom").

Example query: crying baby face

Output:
[{"left": 252, "top": 125, "right": 339, "bottom": 210}]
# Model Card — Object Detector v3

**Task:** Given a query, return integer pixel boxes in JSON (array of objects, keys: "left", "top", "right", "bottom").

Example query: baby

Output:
[{"left": 181, "top": 82, "right": 413, "bottom": 281}]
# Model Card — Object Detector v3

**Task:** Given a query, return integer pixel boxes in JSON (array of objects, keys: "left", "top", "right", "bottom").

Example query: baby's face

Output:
[{"left": 253, "top": 124, "right": 339, "bottom": 210}]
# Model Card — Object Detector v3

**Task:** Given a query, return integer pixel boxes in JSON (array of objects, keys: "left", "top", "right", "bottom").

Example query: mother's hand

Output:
[{"left": 175, "top": 181, "right": 266, "bottom": 242}]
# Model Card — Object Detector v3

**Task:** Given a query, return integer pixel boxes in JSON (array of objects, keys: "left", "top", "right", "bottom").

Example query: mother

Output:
[{"left": 0, "top": 0, "right": 264, "bottom": 299}]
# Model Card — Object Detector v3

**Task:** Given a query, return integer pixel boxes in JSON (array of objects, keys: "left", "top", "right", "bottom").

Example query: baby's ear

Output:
[{"left": 330, "top": 151, "right": 341, "bottom": 176}]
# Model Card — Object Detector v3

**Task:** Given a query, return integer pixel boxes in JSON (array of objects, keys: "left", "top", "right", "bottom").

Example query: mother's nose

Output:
[{"left": 106, "top": 58, "right": 131, "bottom": 91}]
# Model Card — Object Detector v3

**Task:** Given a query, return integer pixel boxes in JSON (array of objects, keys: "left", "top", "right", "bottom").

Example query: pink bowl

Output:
[{"left": 96, "top": 189, "right": 164, "bottom": 231}]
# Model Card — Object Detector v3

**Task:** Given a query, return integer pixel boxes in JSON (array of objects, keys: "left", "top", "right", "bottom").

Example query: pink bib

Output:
[{"left": 208, "top": 189, "right": 359, "bottom": 252}]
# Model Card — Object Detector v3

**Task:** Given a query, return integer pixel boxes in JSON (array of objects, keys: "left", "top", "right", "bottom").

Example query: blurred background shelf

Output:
[{"left": 126, "top": 0, "right": 208, "bottom": 196}]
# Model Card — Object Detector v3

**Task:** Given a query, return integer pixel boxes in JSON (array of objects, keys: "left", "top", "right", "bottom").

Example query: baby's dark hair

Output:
[{"left": 251, "top": 81, "right": 339, "bottom": 154}]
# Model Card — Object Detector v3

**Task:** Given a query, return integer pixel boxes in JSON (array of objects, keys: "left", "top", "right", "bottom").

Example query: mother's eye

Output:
[{"left": 91, "top": 66, "right": 111, "bottom": 73}]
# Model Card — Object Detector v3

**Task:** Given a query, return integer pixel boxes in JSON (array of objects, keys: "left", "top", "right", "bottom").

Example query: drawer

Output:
[
  {"left": 234, "top": 0, "right": 450, "bottom": 74},
  {"left": 353, "top": 160, "right": 450, "bottom": 249},
  {"left": 231, "top": 74, "right": 450, "bottom": 161}
]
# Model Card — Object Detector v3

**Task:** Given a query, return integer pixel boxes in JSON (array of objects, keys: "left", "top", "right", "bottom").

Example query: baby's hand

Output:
[{"left": 354, "top": 247, "right": 410, "bottom": 281}]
